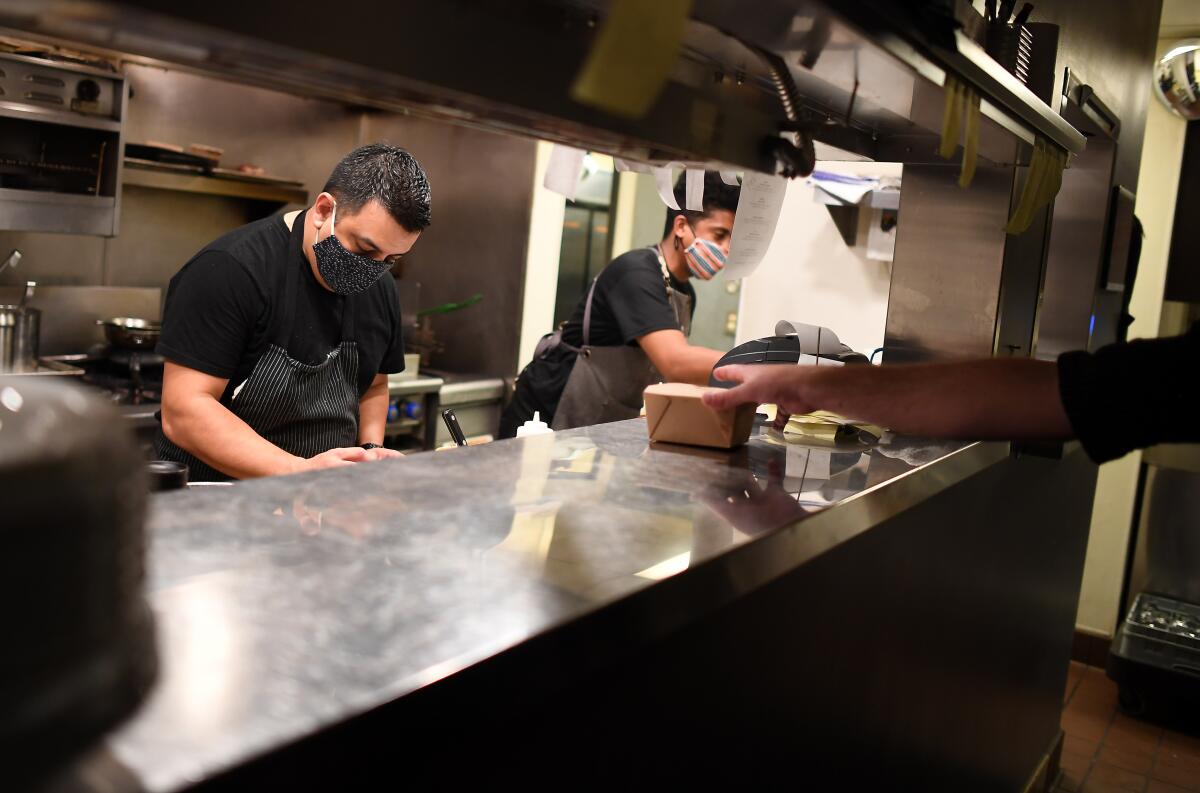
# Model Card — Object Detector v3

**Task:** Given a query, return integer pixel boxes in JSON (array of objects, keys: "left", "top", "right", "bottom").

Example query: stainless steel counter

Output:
[{"left": 92, "top": 418, "right": 1015, "bottom": 791}]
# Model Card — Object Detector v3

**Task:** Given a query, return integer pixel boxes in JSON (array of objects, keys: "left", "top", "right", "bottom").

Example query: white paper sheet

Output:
[
  {"left": 685, "top": 168, "right": 705, "bottom": 210},
  {"left": 654, "top": 164, "right": 681, "bottom": 210},
  {"left": 775, "top": 321, "right": 845, "bottom": 356},
  {"left": 812, "top": 181, "right": 876, "bottom": 205},
  {"left": 808, "top": 172, "right": 879, "bottom": 205},
  {"left": 722, "top": 170, "right": 787, "bottom": 279},
  {"left": 719, "top": 170, "right": 740, "bottom": 186},
  {"left": 614, "top": 157, "right": 653, "bottom": 174},
  {"left": 544, "top": 144, "right": 586, "bottom": 200}
]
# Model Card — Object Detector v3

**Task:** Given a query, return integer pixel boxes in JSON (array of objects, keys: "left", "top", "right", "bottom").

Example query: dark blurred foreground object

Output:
[{"left": 0, "top": 376, "right": 157, "bottom": 786}]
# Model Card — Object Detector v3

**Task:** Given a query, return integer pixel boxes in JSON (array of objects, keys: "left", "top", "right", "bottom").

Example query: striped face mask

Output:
[{"left": 683, "top": 235, "right": 727, "bottom": 280}]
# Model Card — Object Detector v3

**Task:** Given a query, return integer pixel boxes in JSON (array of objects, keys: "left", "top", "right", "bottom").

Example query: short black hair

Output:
[
  {"left": 662, "top": 171, "right": 740, "bottom": 238},
  {"left": 323, "top": 143, "right": 432, "bottom": 232}
]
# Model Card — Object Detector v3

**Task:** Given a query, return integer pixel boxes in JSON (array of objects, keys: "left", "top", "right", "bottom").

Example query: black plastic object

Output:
[
  {"left": 146, "top": 460, "right": 188, "bottom": 491},
  {"left": 708, "top": 335, "right": 870, "bottom": 388},
  {"left": 441, "top": 408, "right": 468, "bottom": 447},
  {"left": 1107, "top": 593, "right": 1200, "bottom": 726}
]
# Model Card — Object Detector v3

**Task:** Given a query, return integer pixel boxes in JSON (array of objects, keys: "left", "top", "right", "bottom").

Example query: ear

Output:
[
  {"left": 672, "top": 213, "right": 691, "bottom": 239},
  {"left": 312, "top": 192, "right": 335, "bottom": 229}
]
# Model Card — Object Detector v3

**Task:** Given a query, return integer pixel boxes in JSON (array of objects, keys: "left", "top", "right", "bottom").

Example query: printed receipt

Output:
[
  {"left": 654, "top": 164, "right": 681, "bottom": 210},
  {"left": 723, "top": 170, "right": 787, "bottom": 279}
]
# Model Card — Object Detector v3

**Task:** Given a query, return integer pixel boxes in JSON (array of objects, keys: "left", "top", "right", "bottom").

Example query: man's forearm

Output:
[
  {"left": 811, "top": 358, "right": 1073, "bottom": 438},
  {"left": 707, "top": 357, "right": 1075, "bottom": 441},
  {"left": 358, "top": 379, "right": 390, "bottom": 445},
  {"left": 162, "top": 396, "right": 301, "bottom": 479},
  {"left": 668, "top": 345, "right": 724, "bottom": 385}
]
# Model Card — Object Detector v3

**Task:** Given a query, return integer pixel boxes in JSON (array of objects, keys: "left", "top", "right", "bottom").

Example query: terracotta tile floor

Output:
[{"left": 1055, "top": 662, "right": 1200, "bottom": 793}]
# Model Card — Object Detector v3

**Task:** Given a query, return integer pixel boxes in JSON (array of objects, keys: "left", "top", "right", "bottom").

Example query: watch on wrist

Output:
[{"left": 361, "top": 442, "right": 383, "bottom": 450}]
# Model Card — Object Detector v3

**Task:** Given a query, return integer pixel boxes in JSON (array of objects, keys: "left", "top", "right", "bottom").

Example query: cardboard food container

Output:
[{"left": 643, "top": 383, "right": 757, "bottom": 449}]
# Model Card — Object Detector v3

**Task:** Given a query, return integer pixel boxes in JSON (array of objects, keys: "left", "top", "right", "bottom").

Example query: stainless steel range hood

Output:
[{"left": 0, "top": 0, "right": 1084, "bottom": 177}]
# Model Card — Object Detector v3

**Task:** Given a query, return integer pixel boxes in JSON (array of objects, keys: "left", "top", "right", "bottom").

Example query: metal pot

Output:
[
  {"left": 0, "top": 303, "right": 40, "bottom": 373},
  {"left": 97, "top": 317, "right": 162, "bottom": 350}
]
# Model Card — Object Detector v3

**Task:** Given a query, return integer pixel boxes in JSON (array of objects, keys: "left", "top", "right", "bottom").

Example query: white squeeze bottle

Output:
[{"left": 517, "top": 411, "right": 553, "bottom": 437}]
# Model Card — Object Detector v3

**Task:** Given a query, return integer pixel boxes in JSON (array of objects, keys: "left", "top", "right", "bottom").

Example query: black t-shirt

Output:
[
  {"left": 1057, "top": 321, "right": 1199, "bottom": 463},
  {"left": 157, "top": 210, "right": 406, "bottom": 403},
  {"left": 561, "top": 247, "right": 695, "bottom": 347}
]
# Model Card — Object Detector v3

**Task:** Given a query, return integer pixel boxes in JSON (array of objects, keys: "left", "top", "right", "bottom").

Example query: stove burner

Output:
[
  {"left": 106, "top": 348, "right": 165, "bottom": 368},
  {"left": 76, "top": 346, "right": 164, "bottom": 405}
]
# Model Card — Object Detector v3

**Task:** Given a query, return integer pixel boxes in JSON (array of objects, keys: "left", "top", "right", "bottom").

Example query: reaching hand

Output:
[{"left": 702, "top": 365, "right": 822, "bottom": 416}]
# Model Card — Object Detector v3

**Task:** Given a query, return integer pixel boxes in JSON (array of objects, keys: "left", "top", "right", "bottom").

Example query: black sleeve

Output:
[
  {"left": 1057, "top": 322, "right": 1200, "bottom": 463},
  {"left": 157, "top": 250, "right": 265, "bottom": 379},
  {"left": 376, "top": 279, "right": 407, "bottom": 374},
  {"left": 606, "top": 265, "right": 683, "bottom": 344}
]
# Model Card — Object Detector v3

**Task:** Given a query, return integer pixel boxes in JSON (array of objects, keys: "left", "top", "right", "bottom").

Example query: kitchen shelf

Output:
[
  {"left": 0, "top": 99, "right": 122, "bottom": 132},
  {"left": 122, "top": 160, "right": 308, "bottom": 205},
  {"left": 0, "top": 186, "right": 117, "bottom": 235}
]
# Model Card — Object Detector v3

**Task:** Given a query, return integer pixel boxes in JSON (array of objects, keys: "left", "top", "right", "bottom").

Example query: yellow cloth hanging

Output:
[{"left": 569, "top": 0, "right": 692, "bottom": 119}]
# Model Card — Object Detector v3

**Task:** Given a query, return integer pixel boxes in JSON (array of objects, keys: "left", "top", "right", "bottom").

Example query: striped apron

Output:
[{"left": 155, "top": 220, "right": 360, "bottom": 482}]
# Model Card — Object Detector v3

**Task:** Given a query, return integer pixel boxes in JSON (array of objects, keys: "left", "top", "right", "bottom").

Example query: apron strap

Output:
[
  {"left": 274, "top": 213, "right": 306, "bottom": 348},
  {"left": 650, "top": 244, "right": 685, "bottom": 333},
  {"left": 582, "top": 276, "right": 599, "bottom": 348}
]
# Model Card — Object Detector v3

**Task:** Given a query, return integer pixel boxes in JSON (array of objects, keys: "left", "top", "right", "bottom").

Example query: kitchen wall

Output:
[
  {"left": 0, "top": 62, "right": 537, "bottom": 377},
  {"left": 0, "top": 62, "right": 361, "bottom": 293},
  {"left": 364, "top": 111, "right": 536, "bottom": 378},
  {"left": 736, "top": 162, "right": 900, "bottom": 357},
  {"left": 517, "top": 142, "right": 568, "bottom": 370}
]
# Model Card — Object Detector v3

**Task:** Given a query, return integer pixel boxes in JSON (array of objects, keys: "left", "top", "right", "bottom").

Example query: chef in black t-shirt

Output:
[
  {"left": 500, "top": 172, "right": 739, "bottom": 437},
  {"left": 154, "top": 144, "right": 431, "bottom": 481}
]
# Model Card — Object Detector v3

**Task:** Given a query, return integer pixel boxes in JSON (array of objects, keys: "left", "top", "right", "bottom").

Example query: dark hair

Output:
[
  {"left": 323, "top": 143, "right": 432, "bottom": 232},
  {"left": 662, "top": 171, "right": 740, "bottom": 238}
]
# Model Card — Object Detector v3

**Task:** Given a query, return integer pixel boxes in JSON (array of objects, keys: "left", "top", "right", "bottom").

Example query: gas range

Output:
[
  {"left": 40, "top": 349, "right": 163, "bottom": 452},
  {"left": 46, "top": 346, "right": 163, "bottom": 407}
]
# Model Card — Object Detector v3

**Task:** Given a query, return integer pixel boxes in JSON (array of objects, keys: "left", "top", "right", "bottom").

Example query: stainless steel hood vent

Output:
[{"left": 0, "top": 0, "right": 1084, "bottom": 177}]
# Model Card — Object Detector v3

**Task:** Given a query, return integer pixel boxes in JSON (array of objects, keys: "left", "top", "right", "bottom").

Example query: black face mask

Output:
[{"left": 312, "top": 202, "right": 393, "bottom": 295}]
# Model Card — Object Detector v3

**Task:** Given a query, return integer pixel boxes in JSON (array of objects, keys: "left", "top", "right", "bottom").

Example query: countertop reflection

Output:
[{"left": 110, "top": 418, "right": 973, "bottom": 791}]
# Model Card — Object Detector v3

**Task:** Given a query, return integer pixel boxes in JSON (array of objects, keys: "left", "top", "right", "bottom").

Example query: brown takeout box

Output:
[{"left": 643, "top": 383, "right": 757, "bottom": 449}]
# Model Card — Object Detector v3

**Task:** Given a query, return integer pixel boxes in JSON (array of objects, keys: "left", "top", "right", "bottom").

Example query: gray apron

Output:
[
  {"left": 155, "top": 214, "right": 361, "bottom": 481},
  {"left": 551, "top": 246, "right": 693, "bottom": 431}
]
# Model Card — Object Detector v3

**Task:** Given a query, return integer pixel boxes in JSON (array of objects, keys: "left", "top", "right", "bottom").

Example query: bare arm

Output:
[
  {"left": 358, "top": 373, "right": 391, "bottom": 445},
  {"left": 638, "top": 329, "right": 725, "bottom": 386},
  {"left": 160, "top": 361, "right": 369, "bottom": 479},
  {"left": 702, "top": 358, "right": 1074, "bottom": 440}
]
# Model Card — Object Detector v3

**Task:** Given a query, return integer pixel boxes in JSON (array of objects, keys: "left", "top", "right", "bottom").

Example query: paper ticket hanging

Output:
[
  {"left": 544, "top": 144, "right": 586, "bottom": 200},
  {"left": 685, "top": 168, "right": 705, "bottom": 210},
  {"left": 722, "top": 170, "right": 787, "bottom": 279},
  {"left": 653, "top": 164, "right": 681, "bottom": 210},
  {"left": 719, "top": 170, "right": 740, "bottom": 186},
  {"left": 614, "top": 157, "right": 653, "bottom": 174}
]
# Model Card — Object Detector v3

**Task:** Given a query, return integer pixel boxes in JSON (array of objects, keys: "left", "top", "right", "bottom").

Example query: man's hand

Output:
[
  {"left": 703, "top": 364, "right": 821, "bottom": 415},
  {"left": 289, "top": 447, "right": 370, "bottom": 474},
  {"left": 362, "top": 447, "right": 405, "bottom": 462},
  {"left": 288, "top": 445, "right": 405, "bottom": 474}
]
